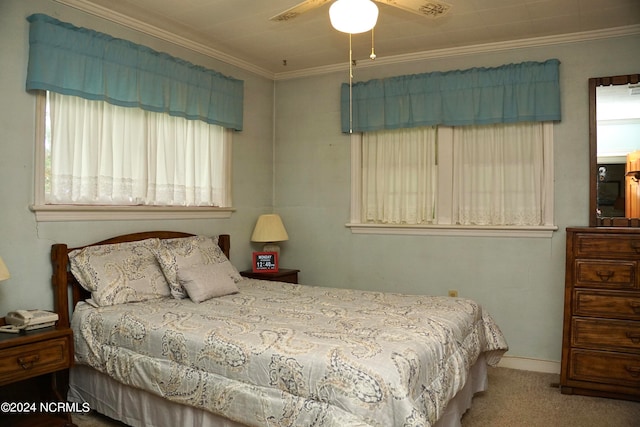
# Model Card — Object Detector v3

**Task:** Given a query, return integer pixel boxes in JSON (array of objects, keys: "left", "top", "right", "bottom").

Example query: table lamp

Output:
[
  {"left": 251, "top": 214, "right": 289, "bottom": 256},
  {"left": 0, "top": 257, "right": 10, "bottom": 282}
]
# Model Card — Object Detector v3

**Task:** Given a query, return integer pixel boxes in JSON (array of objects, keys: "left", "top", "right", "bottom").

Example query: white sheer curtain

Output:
[
  {"left": 47, "top": 92, "right": 229, "bottom": 206},
  {"left": 362, "top": 126, "right": 437, "bottom": 224},
  {"left": 452, "top": 122, "right": 544, "bottom": 225}
]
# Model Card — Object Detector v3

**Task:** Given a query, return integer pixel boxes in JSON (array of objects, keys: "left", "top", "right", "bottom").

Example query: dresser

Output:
[{"left": 561, "top": 227, "right": 640, "bottom": 401}]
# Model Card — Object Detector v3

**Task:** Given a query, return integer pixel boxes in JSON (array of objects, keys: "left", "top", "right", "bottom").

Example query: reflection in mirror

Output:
[{"left": 590, "top": 74, "right": 640, "bottom": 226}]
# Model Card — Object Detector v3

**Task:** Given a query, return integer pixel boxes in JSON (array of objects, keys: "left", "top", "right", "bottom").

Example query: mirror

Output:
[{"left": 589, "top": 74, "right": 640, "bottom": 226}]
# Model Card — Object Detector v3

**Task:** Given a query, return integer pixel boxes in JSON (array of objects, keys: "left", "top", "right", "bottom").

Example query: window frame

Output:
[
  {"left": 347, "top": 123, "right": 557, "bottom": 238},
  {"left": 30, "top": 91, "right": 234, "bottom": 222}
]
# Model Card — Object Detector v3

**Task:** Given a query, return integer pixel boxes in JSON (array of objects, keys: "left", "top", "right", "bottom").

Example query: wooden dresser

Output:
[{"left": 561, "top": 227, "right": 640, "bottom": 401}]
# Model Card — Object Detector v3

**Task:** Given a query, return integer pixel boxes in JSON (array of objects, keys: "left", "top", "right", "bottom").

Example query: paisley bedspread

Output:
[{"left": 71, "top": 279, "right": 508, "bottom": 427}]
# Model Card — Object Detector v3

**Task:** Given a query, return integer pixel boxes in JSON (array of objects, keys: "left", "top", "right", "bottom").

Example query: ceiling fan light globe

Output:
[{"left": 329, "top": 0, "right": 379, "bottom": 34}]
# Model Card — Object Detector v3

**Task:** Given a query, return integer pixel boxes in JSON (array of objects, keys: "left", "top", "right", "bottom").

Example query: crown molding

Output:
[
  {"left": 53, "top": 1, "right": 639, "bottom": 82},
  {"left": 274, "top": 24, "right": 640, "bottom": 80},
  {"left": 54, "top": 0, "right": 274, "bottom": 79}
]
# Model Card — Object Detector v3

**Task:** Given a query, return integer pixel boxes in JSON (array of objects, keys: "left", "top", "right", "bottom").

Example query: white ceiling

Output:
[
  {"left": 598, "top": 85, "right": 640, "bottom": 121},
  {"left": 58, "top": 0, "right": 640, "bottom": 78}
]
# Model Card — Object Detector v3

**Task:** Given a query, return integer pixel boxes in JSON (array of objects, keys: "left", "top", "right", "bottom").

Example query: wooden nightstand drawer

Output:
[
  {"left": 0, "top": 335, "right": 71, "bottom": 386},
  {"left": 575, "top": 260, "right": 637, "bottom": 290},
  {"left": 572, "top": 318, "right": 640, "bottom": 353},
  {"left": 0, "top": 326, "right": 75, "bottom": 426},
  {"left": 574, "top": 290, "right": 640, "bottom": 320}
]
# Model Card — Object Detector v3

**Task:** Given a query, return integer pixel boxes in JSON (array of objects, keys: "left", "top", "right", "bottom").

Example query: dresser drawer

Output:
[
  {"left": 575, "top": 233, "right": 640, "bottom": 258},
  {"left": 575, "top": 260, "right": 637, "bottom": 290},
  {"left": 572, "top": 318, "right": 640, "bottom": 353},
  {"left": 0, "top": 337, "right": 71, "bottom": 386},
  {"left": 574, "top": 291, "right": 640, "bottom": 320},
  {"left": 569, "top": 349, "right": 640, "bottom": 389}
]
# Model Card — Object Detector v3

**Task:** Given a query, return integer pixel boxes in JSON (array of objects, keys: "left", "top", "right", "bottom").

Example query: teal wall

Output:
[
  {"left": 1, "top": 0, "right": 639, "bottom": 365},
  {"left": 0, "top": 0, "right": 274, "bottom": 313},
  {"left": 274, "top": 37, "right": 640, "bottom": 363}
]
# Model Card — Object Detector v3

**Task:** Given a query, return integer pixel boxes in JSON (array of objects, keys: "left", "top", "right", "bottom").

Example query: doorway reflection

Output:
[
  {"left": 595, "top": 84, "right": 640, "bottom": 219},
  {"left": 596, "top": 164, "right": 624, "bottom": 217}
]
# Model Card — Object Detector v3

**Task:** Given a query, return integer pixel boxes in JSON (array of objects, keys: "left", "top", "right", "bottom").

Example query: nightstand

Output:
[
  {"left": 240, "top": 268, "right": 300, "bottom": 284},
  {"left": 0, "top": 326, "right": 75, "bottom": 427}
]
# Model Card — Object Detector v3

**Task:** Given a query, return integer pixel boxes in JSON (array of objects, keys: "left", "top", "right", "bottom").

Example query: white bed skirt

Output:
[{"left": 68, "top": 354, "right": 487, "bottom": 427}]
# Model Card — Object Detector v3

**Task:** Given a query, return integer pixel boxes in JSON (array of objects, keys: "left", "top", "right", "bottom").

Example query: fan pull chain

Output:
[
  {"left": 349, "top": 32, "right": 353, "bottom": 134},
  {"left": 370, "top": 28, "right": 376, "bottom": 60}
]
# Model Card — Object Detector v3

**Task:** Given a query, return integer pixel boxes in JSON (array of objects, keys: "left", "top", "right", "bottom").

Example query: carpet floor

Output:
[
  {"left": 460, "top": 367, "right": 640, "bottom": 426},
  {"left": 72, "top": 367, "right": 640, "bottom": 426}
]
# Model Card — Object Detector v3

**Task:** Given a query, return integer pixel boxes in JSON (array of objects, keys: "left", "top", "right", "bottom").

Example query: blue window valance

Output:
[
  {"left": 26, "top": 14, "right": 244, "bottom": 131},
  {"left": 341, "top": 59, "right": 560, "bottom": 133}
]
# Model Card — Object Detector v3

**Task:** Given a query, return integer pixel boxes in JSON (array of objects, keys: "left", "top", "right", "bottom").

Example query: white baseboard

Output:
[{"left": 496, "top": 356, "right": 561, "bottom": 374}]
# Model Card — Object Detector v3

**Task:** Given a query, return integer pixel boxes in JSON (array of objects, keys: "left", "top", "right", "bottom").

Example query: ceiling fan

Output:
[{"left": 270, "top": 0, "right": 452, "bottom": 25}]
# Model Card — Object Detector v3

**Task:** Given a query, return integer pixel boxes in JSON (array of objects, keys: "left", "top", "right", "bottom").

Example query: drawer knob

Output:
[
  {"left": 629, "top": 302, "right": 640, "bottom": 314},
  {"left": 625, "top": 365, "right": 640, "bottom": 378},
  {"left": 17, "top": 354, "right": 40, "bottom": 370},
  {"left": 595, "top": 270, "right": 614, "bottom": 281},
  {"left": 626, "top": 332, "right": 640, "bottom": 344},
  {"left": 631, "top": 241, "right": 640, "bottom": 253}
]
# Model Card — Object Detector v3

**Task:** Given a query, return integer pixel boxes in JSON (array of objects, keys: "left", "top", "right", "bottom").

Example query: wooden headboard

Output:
[{"left": 50, "top": 231, "right": 231, "bottom": 328}]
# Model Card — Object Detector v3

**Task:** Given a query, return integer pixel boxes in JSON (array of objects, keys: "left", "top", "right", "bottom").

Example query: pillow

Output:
[
  {"left": 155, "top": 235, "right": 242, "bottom": 299},
  {"left": 69, "top": 238, "right": 170, "bottom": 307},
  {"left": 178, "top": 261, "right": 239, "bottom": 303}
]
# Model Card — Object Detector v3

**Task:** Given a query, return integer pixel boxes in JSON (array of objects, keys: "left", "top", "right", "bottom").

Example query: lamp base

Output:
[{"left": 262, "top": 243, "right": 280, "bottom": 256}]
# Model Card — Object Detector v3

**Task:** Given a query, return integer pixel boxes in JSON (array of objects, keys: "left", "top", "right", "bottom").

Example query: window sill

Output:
[
  {"left": 30, "top": 204, "right": 234, "bottom": 222},
  {"left": 346, "top": 223, "right": 558, "bottom": 238}
]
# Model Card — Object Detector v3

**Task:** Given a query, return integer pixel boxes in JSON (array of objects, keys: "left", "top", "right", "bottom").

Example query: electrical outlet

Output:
[{"left": 448, "top": 290, "right": 458, "bottom": 297}]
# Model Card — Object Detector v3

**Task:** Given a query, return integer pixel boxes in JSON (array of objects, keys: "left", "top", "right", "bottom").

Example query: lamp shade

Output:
[
  {"left": 0, "top": 257, "right": 10, "bottom": 281},
  {"left": 251, "top": 214, "right": 289, "bottom": 243},
  {"left": 330, "top": 0, "right": 379, "bottom": 34}
]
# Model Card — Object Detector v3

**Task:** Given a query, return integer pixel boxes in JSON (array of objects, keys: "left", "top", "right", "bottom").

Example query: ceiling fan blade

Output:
[
  {"left": 373, "top": 0, "right": 452, "bottom": 18},
  {"left": 270, "top": 0, "right": 334, "bottom": 22}
]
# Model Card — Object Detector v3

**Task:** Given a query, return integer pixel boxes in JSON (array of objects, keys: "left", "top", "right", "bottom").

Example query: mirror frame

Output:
[{"left": 589, "top": 73, "right": 640, "bottom": 227}]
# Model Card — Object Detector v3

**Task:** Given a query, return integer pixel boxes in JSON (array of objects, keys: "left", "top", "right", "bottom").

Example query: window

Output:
[
  {"left": 32, "top": 92, "right": 233, "bottom": 221},
  {"left": 26, "top": 14, "right": 243, "bottom": 221},
  {"left": 348, "top": 122, "right": 556, "bottom": 237},
  {"left": 361, "top": 126, "right": 438, "bottom": 225}
]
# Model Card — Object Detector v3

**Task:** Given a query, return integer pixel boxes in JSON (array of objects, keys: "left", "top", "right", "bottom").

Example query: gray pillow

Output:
[
  {"left": 155, "top": 235, "right": 242, "bottom": 299},
  {"left": 178, "top": 261, "right": 239, "bottom": 303}
]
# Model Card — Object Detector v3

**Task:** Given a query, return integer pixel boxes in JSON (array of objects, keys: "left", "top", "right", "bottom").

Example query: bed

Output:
[{"left": 51, "top": 231, "right": 508, "bottom": 427}]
